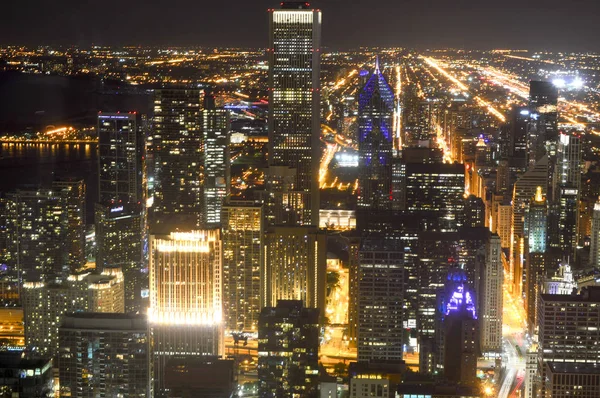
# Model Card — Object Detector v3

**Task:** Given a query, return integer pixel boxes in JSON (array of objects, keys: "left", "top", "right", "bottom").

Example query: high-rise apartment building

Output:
[
  {"left": 258, "top": 300, "right": 320, "bottom": 397},
  {"left": 357, "top": 239, "right": 404, "bottom": 361},
  {"left": 95, "top": 202, "right": 147, "bottom": 313},
  {"left": 152, "top": 88, "right": 204, "bottom": 230},
  {"left": 202, "top": 94, "right": 230, "bottom": 227},
  {"left": 357, "top": 60, "right": 395, "bottom": 212},
  {"left": 221, "top": 200, "right": 263, "bottom": 332},
  {"left": 149, "top": 231, "right": 223, "bottom": 392},
  {"left": 58, "top": 313, "right": 151, "bottom": 398},
  {"left": 22, "top": 269, "right": 124, "bottom": 358},
  {"left": 4, "top": 184, "right": 87, "bottom": 283},
  {"left": 262, "top": 226, "right": 326, "bottom": 313},
  {"left": 537, "top": 287, "right": 600, "bottom": 397},
  {"left": 266, "top": 2, "right": 321, "bottom": 226},
  {"left": 97, "top": 112, "right": 146, "bottom": 204}
]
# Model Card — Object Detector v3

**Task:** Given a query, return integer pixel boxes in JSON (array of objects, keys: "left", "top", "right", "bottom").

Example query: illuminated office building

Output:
[
  {"left": 266, "top": 2, "right": 321, "bottom": 226},
  {"left": 202, "top": 94, "right": 230, "bottom": 227},
  {"left": 405, "top": 163, "right": 465, "bottom": 231},
  {"left": 58, "top": 313, "right": 151, "bottom": 398},
  {"left": 262, "top": 226, "right": 326, "bottom": 313},
  {"left": 524, "top": 187, "right": 548, "bottom": 331},
  {"left": 22, "top": 269, "right": 124, "bottom": 358},
  {"left": 357, "top": 239, "right": 404, "bottom": 361},
  {"left": 95, "top": 202, "right": 147, "bottom": 313},
  {"left": 537, "top": 287, "right": 600, "bottom": 397},
  {"left": 464, "top": 194, "right": 485, "bottom": 228},
  {"left": 258, "top": 300, "right": 319, "bottom": 397},
  {"left": 152, "top": 88, "right": 204, "bottom": 230},
  {"left": 149, "top": 231, "right": 223, "bottom": 393},
  {"left": 357, "top": 59, "right": 395, "bottom": 212},
  {"left": 589, "top": 199, "right": 600, "bottom": 267},
  {"left": 221, "top": 200, "right": 263, "bottom": 332},
  {"left": 510, "top": 155, "right": 548, "bottom": 296},
  {"left": 97, "top": 112, "right": 146, "bottom": 204}
]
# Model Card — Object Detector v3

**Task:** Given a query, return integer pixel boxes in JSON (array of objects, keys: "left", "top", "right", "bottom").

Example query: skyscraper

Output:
[
  {"left": 221, "top": 200, "right": 263, "bottom": 332},
  {"left": 480, "top": 234, "right": 503, "bottom": 354},
  {"left": 357, "top": 238, "right": 404, "bottom": 361},
  {"left": 537, "top": 287, "right": 600, "bottom": 397},
  {"left": 510, "top": 155, "right": 548, "bottom": 296},
  {"left": 58, "top": 313, "right": 151, "bottom": 398},
  {"left": 95, "top": 202, "right": 146, "bottom": 313},
  {"left": 405, "top": 163, "right": 465, "bottom": 230},
  {"left": 442, "top": 281, "right": 478, "bottom": 387},
  {"left": 52, "top": 178, "right": 86, "bottom": 273},
  {"left": 258, "top": 300, "right": 320, "bottom": 397},
  {"left": 262, "top": 226, "right": 326, "bottom": 314},
  {"left": 266, "top": 2, "right": 321, "bottom": 226},
  {"left": 527, "top": 81, "right": 558, "bottom": 169},
  {"left": 152, "top": 88, "right": 204, "bottom": 230},
  {"left": 553, "top": 133, "right": 582, "bottom": 259},
  {"left": 97, "top": 112, "right": 146, "bottom": 204},
  {"left": 202, "top": 94, "right": 230, "bottom": 227},
  {"left": 149, "top": 231, "right": 223, "bottom": 392},
  {"left": 22, "top": 269, "right": 124, "bottom": 358},
  {"left": 589, "top": 199, "right": 600, "bottom": 267},
  {"left": 5, "top": 187, "right": 80, "bottom": 283},
  {"left": 524, "top": 187, "right": 548, "bottom": 330},
  {"left": 357, "top": 59, "right": 395, "bottom": 212}
]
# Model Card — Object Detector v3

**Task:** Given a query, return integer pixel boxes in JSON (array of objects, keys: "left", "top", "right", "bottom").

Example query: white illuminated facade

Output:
[
  {"left": 149, "top": 230, "right": 224, "bottom": 393},
  {"left": 267, "top": 2, "right": 321, "bottom": 226},
  {"left": 149, "top": 230, "right": 222, "bottom": 326}
]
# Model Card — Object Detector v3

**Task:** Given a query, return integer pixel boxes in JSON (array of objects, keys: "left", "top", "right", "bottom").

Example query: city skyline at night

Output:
[{"left": 2, "top": 1, "right": 600, "bottom": 397}]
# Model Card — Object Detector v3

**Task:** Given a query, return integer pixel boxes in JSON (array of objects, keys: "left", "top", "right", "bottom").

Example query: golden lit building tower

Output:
[
  {"left": 222, "top": 200, "right": 263, "bottom": 332},
  {"left": 266, "top": 2, "right": 321, "bottom": 226},
  {"left": 262, "top": 226, "right": 326, "bottom": 315},
  {"left": 149, "top": 230, "right": 224, "bottom": 393}
]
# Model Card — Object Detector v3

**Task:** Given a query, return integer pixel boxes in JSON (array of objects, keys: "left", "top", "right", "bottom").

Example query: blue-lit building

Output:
[
  {"left": 436, "top": 270, "right": 478, "bottom": 386},
  {"left": 357, "top": 58, "right": 395, "bottom": 211}
]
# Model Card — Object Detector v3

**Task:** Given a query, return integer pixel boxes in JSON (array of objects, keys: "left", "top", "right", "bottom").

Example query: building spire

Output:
[{"left": 375, "top": 55, "right": 380, "bottom": 73}]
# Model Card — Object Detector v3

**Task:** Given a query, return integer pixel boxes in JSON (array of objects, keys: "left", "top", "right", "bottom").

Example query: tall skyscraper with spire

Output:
[
  {"left": 357, "top": 58, "right": 395, "bottom": 212},
  {"left": 266, "top": 1, "right": 321, "bottom": 226}
]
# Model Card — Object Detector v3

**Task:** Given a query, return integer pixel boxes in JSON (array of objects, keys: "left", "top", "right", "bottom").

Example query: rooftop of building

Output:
[
  {"left": 60, "top": 312, "right": 147, "bottom": 331},
  {"left": 541, "top": 286, "right": 600, "bottom": 302}
]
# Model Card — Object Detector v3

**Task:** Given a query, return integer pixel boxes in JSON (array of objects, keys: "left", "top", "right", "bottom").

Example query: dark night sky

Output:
[{"left": 2, "top": 0, "right": 600, "bottom": 50}]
